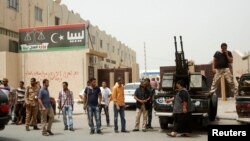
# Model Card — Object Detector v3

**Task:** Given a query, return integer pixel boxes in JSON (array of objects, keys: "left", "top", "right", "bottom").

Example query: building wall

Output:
[
  {"left": 88, "top": 25, "right": 137, "bottom": 69},
  {"left": 0, "top": 52, "right": 7, "bottom": 79},
  {"left": 0, "top": 52, "right": 19, "bottom": 88},
  {"left": 19, "top": 50, "right": 87, "bottom": 98},
  {"left": 232, "top": 50, "right": 249, "bottom": 77},
  {"left": 0, "top": 0, "right": 86, "bottom": 52},
  {"left": 0, "top": 0, "right": 139, "bottom": 97}
]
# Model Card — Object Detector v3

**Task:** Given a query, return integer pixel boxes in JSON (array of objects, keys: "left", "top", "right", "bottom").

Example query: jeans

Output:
[
  {"left": 62, "top": 105, "right": 73, "bottom": 129},
  {"left": 99, "top": 104, "right": 110, "bottom": 126},
  {"left": 113, "top": 105, "right": 126, "bottom": 131},
  {"left": 87, "top": 106, "right": 101, "bottom": 131}
]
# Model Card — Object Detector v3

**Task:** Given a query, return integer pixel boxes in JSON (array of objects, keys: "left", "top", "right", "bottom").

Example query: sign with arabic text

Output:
[{"left": 19, "top": 24, "right": 86, "bottom": 52}]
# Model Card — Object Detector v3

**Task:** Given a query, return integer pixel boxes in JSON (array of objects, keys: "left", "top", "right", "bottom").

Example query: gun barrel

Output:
[
  {"left": 174, "top": 36, "right": 177, "bottom": 52},
  {"left": 180, "top": 36, "right": 183, "bottom": 53}
]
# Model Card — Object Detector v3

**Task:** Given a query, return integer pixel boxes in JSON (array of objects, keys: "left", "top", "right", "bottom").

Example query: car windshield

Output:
[{"left": 124, "top": 84, "right": 139, "bottom": 90}]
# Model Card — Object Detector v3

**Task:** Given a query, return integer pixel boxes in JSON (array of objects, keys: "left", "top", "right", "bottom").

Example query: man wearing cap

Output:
[{"left": 112, "top": 77, "right": 129, "bottom": 133}]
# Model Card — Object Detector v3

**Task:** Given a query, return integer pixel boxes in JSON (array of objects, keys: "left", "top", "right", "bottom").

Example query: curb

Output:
[{"left": 216, "top": 116, "right": 237, "bottom": 120}]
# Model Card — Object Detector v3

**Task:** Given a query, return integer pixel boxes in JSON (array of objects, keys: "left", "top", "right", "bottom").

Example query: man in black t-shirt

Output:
[
  {"left": 209, "top": 43, "right": 236, "bottom": 96},
  {"left": 83, "top": 78, "right": 102, "bottom": 134}
]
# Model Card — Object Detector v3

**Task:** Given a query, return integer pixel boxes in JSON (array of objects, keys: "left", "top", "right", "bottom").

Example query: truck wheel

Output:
[
  {"left": 159, "top": 117, "right": 168, "bottom": 129},
  {"left": 209, "top": 94, "right": 218, "bottom": 121}
]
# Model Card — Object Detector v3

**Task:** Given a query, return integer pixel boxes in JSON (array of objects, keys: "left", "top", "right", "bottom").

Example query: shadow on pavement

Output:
[{"left": 0, "top": 137, "right": 20, "bottom": 141}]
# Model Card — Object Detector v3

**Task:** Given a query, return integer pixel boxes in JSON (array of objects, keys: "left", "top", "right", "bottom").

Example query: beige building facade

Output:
[
  {"left": 232, "top": 50, "right": 249, "bottom": 77},
  {"left": 0, "top": 0, "right": 139, "bottom": 98}
]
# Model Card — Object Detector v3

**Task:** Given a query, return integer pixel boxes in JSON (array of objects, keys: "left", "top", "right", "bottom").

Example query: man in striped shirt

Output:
[
  {"left": 58, "top": 82, "right": 74, "bottom": 131},
  {"left": 15, "top": 81, "right": 26, "bottom": 125}
]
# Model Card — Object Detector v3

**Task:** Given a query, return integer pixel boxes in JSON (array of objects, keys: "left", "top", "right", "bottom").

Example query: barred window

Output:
[{"left": 8, "top": 0, "right": 19, "bottom": 11}]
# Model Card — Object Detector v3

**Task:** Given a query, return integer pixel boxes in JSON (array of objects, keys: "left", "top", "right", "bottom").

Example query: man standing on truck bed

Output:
[{"left": 209, "top": 43, "right": 236, "bottom": 96}]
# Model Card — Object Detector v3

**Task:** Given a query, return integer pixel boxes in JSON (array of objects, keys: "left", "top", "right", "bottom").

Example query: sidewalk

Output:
[{"left": 217, "top": 98, "right": 237, "bottom": 120}]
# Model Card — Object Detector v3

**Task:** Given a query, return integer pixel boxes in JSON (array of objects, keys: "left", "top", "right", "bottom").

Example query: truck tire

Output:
[
  {"left": 159, "top": 117, "right": 168, "bottom": 129},
  {"left": 209, "top": 94, "right": 218, "bottom": 121}
]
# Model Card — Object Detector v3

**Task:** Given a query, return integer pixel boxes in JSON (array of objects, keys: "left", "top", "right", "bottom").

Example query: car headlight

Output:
[
  {"left": 156, "top": 97, "right": 172, "bottom": 105},
  {"left": 194, "top": 101, "right": 201, "bottom": 107}
]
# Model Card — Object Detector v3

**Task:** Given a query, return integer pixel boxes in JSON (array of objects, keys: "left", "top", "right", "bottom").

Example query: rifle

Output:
[{"left": 58, "top": 91, "right": 69, "bottom": 118}]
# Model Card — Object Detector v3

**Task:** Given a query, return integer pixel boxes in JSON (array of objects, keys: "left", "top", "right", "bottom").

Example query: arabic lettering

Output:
[
  {"left": 24, "top": 70, "right": 80, "bottom": 82},
  {"left": 67, "top": 30, "right": 84, "bottom": 43}
]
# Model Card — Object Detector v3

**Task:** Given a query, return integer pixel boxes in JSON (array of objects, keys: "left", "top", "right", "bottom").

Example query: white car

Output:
[{"left": 124, "top": 82, "right": 140, "bottom": 107}]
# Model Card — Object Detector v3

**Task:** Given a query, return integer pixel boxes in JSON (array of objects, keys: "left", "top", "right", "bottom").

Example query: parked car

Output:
[
  {"left": 0, "top": 89, "right": 10, "bottom": 130},
  {"left": 236, "top": 73, "right": 250, "bottom": 123},
  {"left": 124, "top": 82, "right": 140, "bottom": 107}
]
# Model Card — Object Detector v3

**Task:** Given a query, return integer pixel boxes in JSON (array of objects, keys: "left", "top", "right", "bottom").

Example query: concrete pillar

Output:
[
  {"left": 221, "top": 74, "right": 227, "bottom": 101},
  {"left": 110, "top": 72, "right": 114, "bottom": 88},
  {"left": 125, "top": 71, "right": 129, "bottom": 84}
]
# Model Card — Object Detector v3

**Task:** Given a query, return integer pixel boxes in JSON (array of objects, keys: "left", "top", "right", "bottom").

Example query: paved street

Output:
[{"left": 0, "top": 99, "right": 242, "bottom": 141}]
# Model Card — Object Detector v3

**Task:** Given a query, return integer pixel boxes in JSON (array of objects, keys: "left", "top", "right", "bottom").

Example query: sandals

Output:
[
  {"left": 166, "top": 132, "right": 176, "bottom": 137},
  {"left": 167, "top": 132, "right": 191, "bottom": 137}
]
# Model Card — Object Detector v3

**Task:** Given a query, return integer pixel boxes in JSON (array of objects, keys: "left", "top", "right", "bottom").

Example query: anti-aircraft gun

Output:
[{"left": 153, "top": 36, "right": 218, "bottom": 129}]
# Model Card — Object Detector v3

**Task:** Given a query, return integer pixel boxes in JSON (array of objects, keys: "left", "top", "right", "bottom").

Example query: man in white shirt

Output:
[{"left": 99, "top": 81, "right": 112, "bottom": 127}]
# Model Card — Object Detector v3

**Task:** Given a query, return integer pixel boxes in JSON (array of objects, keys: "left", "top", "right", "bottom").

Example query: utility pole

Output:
[{"left": 144, "top": 42, "right": 147, "bottom": 78}]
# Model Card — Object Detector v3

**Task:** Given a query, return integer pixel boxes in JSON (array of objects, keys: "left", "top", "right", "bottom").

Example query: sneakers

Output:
[
  {"left": 142, "top": 129, "right": 147, "bottom": 132},
  {"left": 90, "top": 130, "right": 95, "bottom": 134},
  {"left": 114, "top": 130, "right": 119, "bottom": 133},
  {"left": 121, "top": 130, "right": 130, "bottom": 133},
  {"left": 33, "top": 125, "right": 40, "bottom": 130},
  {"left": 132, "top": 129, "right": 139, "bottom": 132},
  {"left": 147, "top": 126, "right": 154, "bottom": 129},
  {"left": 97, "top": 130, "right": 102, "bottom": 134},
  {"left": 47, "top": 130, "right": 54, "bottom": 135},
  {"left": 69, "top": 128, "right": 75, "bottom": 131},
  {"left": 64, "top": 127, "right": 68, "bottom": 130},
  {"left": 26, "top": 126, "right": 30, "bottom": 131}
]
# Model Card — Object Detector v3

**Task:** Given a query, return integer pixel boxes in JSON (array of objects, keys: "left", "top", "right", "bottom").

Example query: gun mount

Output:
[{"left": 154, "top": 36, "right": 218, "bottom": 129}]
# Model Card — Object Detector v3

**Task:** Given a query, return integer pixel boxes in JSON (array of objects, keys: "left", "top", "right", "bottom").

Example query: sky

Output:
[{"left": 61, "top": 0, "right": 250, "bottom": 71}]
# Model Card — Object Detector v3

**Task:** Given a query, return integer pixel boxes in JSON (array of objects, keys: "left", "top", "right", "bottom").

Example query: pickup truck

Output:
[{"left": 236, "top": 73, "right": 250, "bottom": 123}]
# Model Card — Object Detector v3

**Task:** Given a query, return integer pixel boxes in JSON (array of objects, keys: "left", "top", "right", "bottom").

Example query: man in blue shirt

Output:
[
  {"left": 38, "top": 79, "right": 54, "bottom": 136},
  {"left": 83, "top": 77, "right": 102, "bottom": 134}
]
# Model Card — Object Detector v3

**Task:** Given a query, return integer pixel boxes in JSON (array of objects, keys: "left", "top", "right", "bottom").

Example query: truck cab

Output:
[{"left": 236, "top": 73, "right": 250, "bottom": 123}]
